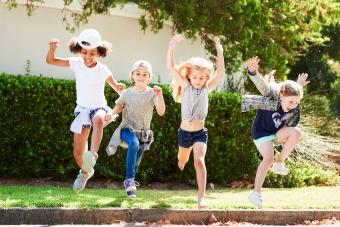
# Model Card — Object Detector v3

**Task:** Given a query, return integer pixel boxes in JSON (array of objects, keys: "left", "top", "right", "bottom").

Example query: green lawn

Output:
[{"left": 0, "top": 185, "right": 339, "bottom": 209}]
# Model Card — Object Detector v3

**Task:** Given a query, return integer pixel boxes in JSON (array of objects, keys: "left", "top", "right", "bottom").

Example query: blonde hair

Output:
[
  {"left": 171, "top": 57, "right": 214, "bottom": 103},
  {"left": 279, "top": 80, "right": 303, "bottom": 99}
]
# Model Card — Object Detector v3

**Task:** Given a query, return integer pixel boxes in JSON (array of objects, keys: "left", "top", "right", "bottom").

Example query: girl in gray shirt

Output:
[
  {"left": 167, "top": 35, "right": 225, "bottom": 209},
  {"left": 106, "top": 60, "right": 165, "bottom": 198}
]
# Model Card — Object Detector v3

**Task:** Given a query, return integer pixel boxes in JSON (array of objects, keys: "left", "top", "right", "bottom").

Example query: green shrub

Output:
[
  {"left": 0, "top": 73, "right": 337, "bottom": 187},
  {"left": 0, "top": 73, "right": 258, "bottom": 183},
  {"left": 265, "top": 161, "right": 339, "bottom": 187}
]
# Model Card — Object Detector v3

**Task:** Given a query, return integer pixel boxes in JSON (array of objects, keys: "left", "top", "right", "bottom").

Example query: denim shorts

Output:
[{"left": 178, "top": 128, "right": 208, "bottom": 148}]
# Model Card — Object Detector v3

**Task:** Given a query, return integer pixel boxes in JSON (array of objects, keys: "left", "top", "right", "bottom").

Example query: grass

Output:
[{"left": 0, "top": 185, "right": 339, "bottom": 209}]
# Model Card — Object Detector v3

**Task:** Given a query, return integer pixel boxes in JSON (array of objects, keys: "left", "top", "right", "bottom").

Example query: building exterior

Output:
[{"left": 0, "top": 1, "right": 207, "bottom": 83}]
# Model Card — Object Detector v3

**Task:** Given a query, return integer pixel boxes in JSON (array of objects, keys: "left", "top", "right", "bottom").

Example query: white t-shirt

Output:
[{"left": 68, "top": 57, "right": 112, "bottom": 107}]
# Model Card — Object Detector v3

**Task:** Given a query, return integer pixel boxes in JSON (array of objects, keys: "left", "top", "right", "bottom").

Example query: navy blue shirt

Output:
[{"left": 252, "top": 106, "right": 299, "bottom": 139}]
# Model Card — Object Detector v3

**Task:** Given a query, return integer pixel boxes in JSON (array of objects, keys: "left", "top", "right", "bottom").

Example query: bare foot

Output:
[
  {"left": 178, "top": 161, "right": 185, "bottom": 171},
  {"left": 198, "top": 198, "right": 208, "bottom": 210}
]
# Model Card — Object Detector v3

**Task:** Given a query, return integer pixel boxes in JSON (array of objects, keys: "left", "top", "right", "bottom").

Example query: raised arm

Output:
[
  {"left": 207, "top": 38, "right": 225, "bottom": 91},
  {"left": 247, "top": 56, "right": 271, "bottom": 96},
  {"left": 167, "top": 35, "right": 190, "bottom": 87},
  {"left": 106, "top": 76, "right": 126, "bottom": 95},
  {"left": 296, "top": 73, "right": 309, "bottom": 87},
  {"left": 46, "top": 39, "right": 69, "bottom": 67},
  {"left": 153, "top": 86, "right": 166, "bottom": 116}
]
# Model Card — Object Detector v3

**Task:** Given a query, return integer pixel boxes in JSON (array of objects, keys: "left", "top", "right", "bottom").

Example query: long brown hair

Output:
[{"left": 171, "top": 57, "right": 213, "bottom": 103}]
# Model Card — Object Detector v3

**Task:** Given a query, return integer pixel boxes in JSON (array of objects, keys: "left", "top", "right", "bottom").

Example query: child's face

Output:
[
  {"left": 280, "top": 94, "right": 301, "bottom": 112},
  {"left": 80, "top": 48, "right": 99, "bottom": 67},
  {"left": 132, "top": 67, "right": 150, "bottom": 86},
  {"left": 188, "top": 69, "right": 209, "bottom": 89}
]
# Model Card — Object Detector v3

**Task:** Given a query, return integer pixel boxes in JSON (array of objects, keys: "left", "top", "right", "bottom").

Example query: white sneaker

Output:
[
  {"left": 82, "top": 151, "right": 97, "bottom": 173},
  {"left": 73, "top": 169, "right": 94, "bottom": 192},
  {"left": 271, "top": 162, "right": 289, "bottom": 175},
  {"left": 248, "top": 191, "right": 262, "bottom": 208}
]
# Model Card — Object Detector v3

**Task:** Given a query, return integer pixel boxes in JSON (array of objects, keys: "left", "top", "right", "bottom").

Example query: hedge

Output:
[{"left": 0, "top": 73, "right": 259, "bottom": 183}]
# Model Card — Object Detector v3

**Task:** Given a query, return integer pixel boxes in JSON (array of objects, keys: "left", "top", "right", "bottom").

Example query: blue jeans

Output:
[{"left": 121, "top": 128, "right": 145, "bottom": 180}]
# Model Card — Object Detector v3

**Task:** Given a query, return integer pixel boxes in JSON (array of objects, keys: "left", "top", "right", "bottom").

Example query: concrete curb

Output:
[{"left": 0, "top": 208, "right": 339, "bottom": 225}]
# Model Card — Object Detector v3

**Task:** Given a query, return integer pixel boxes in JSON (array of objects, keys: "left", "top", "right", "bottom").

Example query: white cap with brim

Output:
[
  {"left": 130, "top": 60, "right": 153, "bottom": 80},
  {"left": 78, "top": 29, "right": 102, "bottom": 49}
]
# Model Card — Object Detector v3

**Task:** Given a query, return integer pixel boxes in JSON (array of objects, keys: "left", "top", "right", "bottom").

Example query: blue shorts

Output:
[
  {"left": 253, "top": 135, "right": 277, "bottom": 150},
  {"left": 178, "top": 128, "right": 208, "bottom": 148}
]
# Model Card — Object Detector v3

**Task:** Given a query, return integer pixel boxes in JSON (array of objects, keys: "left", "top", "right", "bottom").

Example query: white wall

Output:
[{"left": 0, "top": 2, "right": 207, "bottom": 83}]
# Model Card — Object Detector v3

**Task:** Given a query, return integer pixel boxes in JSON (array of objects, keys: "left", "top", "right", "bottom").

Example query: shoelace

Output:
[
  {"left": 126, "top": 180, "right": 140, "bottom": 187},
  {"left": 124, "top": 180, "right": 139, "bottom": 187}
]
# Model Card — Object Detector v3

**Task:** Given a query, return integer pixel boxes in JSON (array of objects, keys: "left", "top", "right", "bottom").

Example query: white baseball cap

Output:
[
  {"left": 130, "top": 60, "right": 153, "bottom": 80},
  {"left": 78, "top": 29, "right": 102, "bottom": 49}
]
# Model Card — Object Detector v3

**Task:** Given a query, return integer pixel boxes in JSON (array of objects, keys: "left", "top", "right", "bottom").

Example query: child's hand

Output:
[
  {"left": 153, "top": 85, "right": 163, "bottom": 96},
  {"left": 297, "top": 73, "right": 310, "bottom": 87},
  {"left": 105, "top": 113, "right": 119, "bottom": 122},
  {"left": 247, "top": 56, "right": 260, "bottom": 73},
  {"left": 214, "top": 37, "right": 223, "bottom": 53},
  {"left": 116, "top": 83, "right": 126, "bottom": 93},
  {"left": 105, "top": 114, "right": 112, "bottom": 122},
  {"left": 169, "top": 35, "right": 183, "bottom": 50},
  {"left": 49, "top": 38, "right": 59, "bottom": 50}
]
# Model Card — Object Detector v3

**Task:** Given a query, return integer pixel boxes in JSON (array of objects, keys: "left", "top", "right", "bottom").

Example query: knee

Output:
[
  {"left": 194, "top": 158, "right": 205, "bottom": 169},
  {"left": 92, "top": 115, "right": 105, "bottom": 128},
  {"left": 293, "top": 127, "right": 302, "bottom": 141},
  {"left": 128, "top": 140, "right": 139, "bottom": 151},
  {"left": 178, "top": 150, "right": 190, "bottom": 162}
]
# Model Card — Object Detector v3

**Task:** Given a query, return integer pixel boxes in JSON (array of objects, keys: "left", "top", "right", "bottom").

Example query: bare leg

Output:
[
  {"left": 73, "top": 128, "right": 90, "bottom": 168},
  {"left": 90, "top": 109, "right": 106, "bottom": 154},
  {"left": 275, "top": 127, "right": 302, "bottom": 162},
  {"left": 254, "top": 141, "right": 274, "bottom": 192},
  {"left": 178, "top": 146, "right": 192, "bottom": 171},
  {"left": 192, "top": 142, "right": 207, "bottom": 209}
]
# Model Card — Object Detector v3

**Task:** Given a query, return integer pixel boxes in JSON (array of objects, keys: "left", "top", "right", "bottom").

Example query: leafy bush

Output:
[
  {"left": 0, "top": 73, "right": 258, "bottom": 183},
  {"left": 0, "top": 73, "right": 337, "bottom": 187},
  {"left": 265, "top": 161, "right": 339, "bottom": 187}
]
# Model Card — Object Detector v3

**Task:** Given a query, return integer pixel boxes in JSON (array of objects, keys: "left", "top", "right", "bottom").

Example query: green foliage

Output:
[
  {"left": 301, "top": 95, "right": 332, "bottom": 117},
  {"left": 331, "top": 78, "right": 340, "bottom": 117},
  {"left": 265, "top": 161, "right": 339, "bottom": 188},
  {"left": 7, "top": 0, "right": 340, "bottom": 80},
  {"left": 288, "top": 24, "right": 339, "bottom": 94},
  {"left": 1, "top": 74, "right": 337, "bottom": 187},
  {"left": 0, "top": 73, "right": 258, "bottom": 184},
  {"left": 331, "top": 95, "right": 340, "bottom": 117}
]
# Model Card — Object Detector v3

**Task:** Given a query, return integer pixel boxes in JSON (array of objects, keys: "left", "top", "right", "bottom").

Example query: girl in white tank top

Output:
[{"left": 167, "top": 34, "right": 225, "bottom": 209}]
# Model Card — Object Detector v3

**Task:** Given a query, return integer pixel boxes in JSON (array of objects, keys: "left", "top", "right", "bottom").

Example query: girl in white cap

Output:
[
  {"left": 46, "top": 28, "right": 125, "bottom": 192},
  {"left": 106, "top": 60, "right": 165, "bottom": 198},
  {"left": 167, "top": 35, "right": 225, "bottom": 209}
]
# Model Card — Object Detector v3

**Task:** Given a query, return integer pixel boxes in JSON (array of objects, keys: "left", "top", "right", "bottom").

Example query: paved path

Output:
[{"left": 1, "top": 208, "right": 340, "bottom": 225}]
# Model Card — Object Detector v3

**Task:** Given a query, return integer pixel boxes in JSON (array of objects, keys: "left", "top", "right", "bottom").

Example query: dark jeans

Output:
[{"left": 121, "top": 128, "right": 145, "bottom": 180}]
